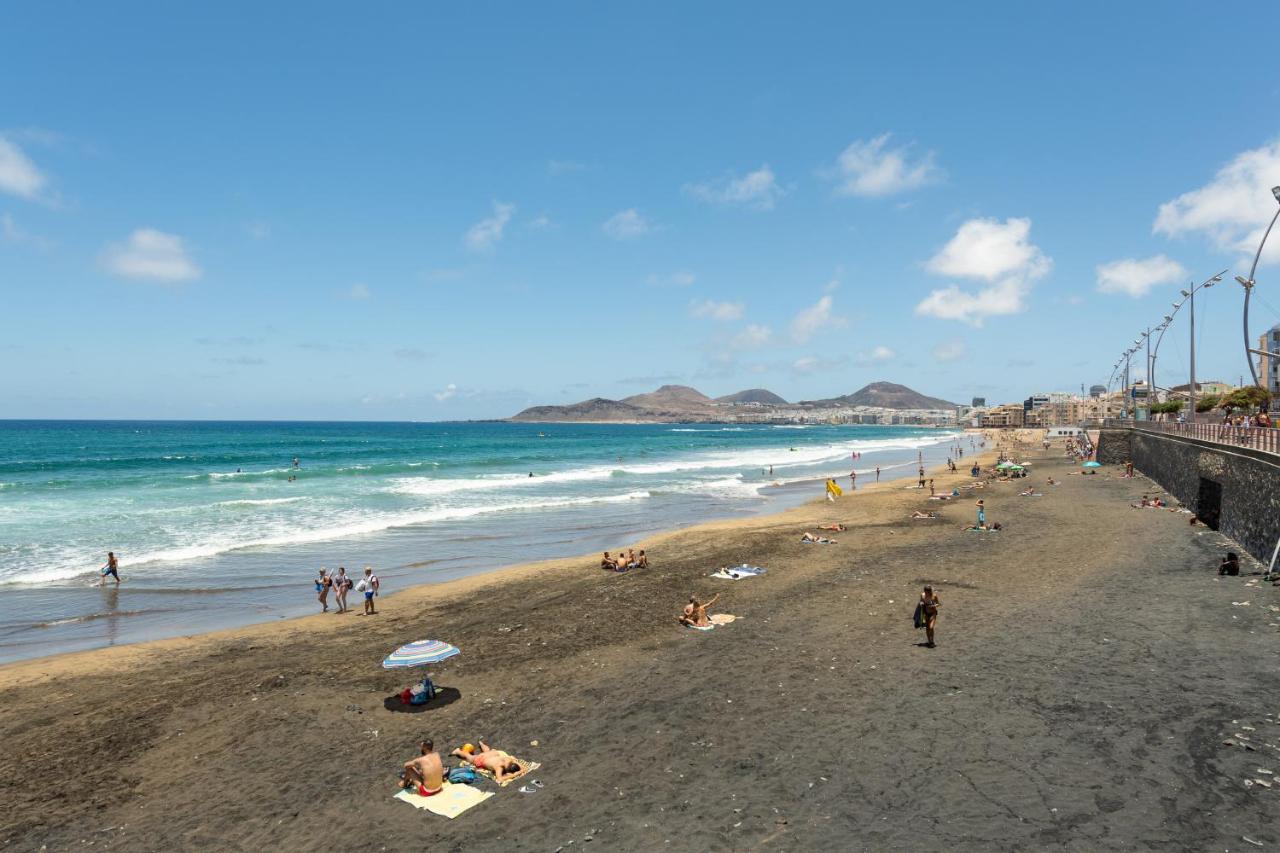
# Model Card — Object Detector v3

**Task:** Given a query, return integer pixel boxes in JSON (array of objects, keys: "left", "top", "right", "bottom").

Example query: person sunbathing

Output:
[
  {"left": 1047, "top": 478, "right": 1058, "bottom": 486},
  {"left": 817, "top": 523, "right": 846, "bottom": 531},
  {"left": 452, "top": 742, "right": 521, "bottom": 783},
  {"left": 801, "top": 532, "right": 835, "bottom": 543},
  {"left": 401, "top": 740, "right": 444, "bottom": 797},
  {"left": 911, "top": 511, "right": 939, "bottom": 519},
  {"left": 679, "top": 593, "right": 719, "bottom": 627},
  {"left": 636, "top": 549, "right": 649, "bottom": 568}
]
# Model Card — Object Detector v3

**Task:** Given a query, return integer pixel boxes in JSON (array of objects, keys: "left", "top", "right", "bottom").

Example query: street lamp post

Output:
[{"left": 1237, "top": 186, "right": 1280, "bottom": 388}]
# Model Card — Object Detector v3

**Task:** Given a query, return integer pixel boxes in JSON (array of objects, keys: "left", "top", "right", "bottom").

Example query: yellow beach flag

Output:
[{"left": 826, "top": 478, "right": 843, "bottom": 498}]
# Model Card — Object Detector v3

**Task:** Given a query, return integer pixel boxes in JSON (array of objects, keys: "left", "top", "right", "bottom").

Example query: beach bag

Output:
[
  {"left": 356, "top": 579, "right": 367, "bottom": 593},
  {"left": 399, "top": 687, "right": 414, "bottom": 705},
  {"left": 448, "top": 767, "right": 478, "bottom": 784},
  {"left": 912, "top": 603, "right": 924, "bottom": 629},
  {"left": 409, "top": 678, "right": 436, "bottom": 704}
]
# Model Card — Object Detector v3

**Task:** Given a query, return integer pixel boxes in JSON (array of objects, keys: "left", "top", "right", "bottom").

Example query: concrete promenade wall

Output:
[{"left": 1097, "top": 428, "right": 1280, "bottom": 563}]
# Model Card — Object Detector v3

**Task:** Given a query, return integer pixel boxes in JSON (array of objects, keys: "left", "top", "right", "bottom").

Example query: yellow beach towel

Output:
[{"left": 393, "top": 782, "right": 493, "bottom": 819}]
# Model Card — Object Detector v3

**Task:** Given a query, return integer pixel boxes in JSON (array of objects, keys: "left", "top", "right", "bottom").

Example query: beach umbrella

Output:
[
  {"left": 382, "top": 639, "right": 460, "bottom": 669},
  {"left": 1008, "top": 464, "right": 1025, "bottom": 471},
  {"left": 996, "top": 461, "right": 1014, "bottom": 469},
  {"left": 1082, "top": 461, "right": 1101, "bottom": 468}
]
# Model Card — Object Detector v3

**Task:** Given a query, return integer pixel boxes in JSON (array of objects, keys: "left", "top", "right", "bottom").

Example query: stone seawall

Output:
[{"left": 1097, "top": 428, "right": 1280, "bottom": 564}]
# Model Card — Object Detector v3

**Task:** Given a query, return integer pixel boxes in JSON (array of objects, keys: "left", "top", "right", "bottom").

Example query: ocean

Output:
[{"left": 0, "top": 420, "right": 968, "bottom": 663}]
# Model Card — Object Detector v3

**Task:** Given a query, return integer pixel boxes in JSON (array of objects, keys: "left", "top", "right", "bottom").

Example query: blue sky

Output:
[{"left": 3, "top": 2, "right": 1280, "bottom": 420}]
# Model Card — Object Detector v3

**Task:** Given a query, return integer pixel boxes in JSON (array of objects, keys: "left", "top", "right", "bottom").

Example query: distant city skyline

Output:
[{"left": 3, "top": 3, "right": 1280, "bottom": 420}]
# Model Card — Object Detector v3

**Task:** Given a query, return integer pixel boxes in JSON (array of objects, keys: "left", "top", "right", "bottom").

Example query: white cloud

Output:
[
  {"left": 789, "top": 294, "right": 847, "bottom": 343},
  {"left": 0, "top": 137, "right": 46, "bottom": 200},
  {"left": 685, "top": 165, "right": 783, "bottom": 210},
  {"left": 1095, "top": 254, "right": 1187, "bottom": 297},
  {"left": 527, "top": 213, "right": 554, "bottom": 230},
  {"left": 830, "top": 134, "right": 940, "bottom": 198},
  {"left": 1154, "top": 140, "right": 1280, "bottom": 264},
  {"left": 915, "top": 217, "right": 1051, "bottom": 325},
  {"left": 434, "top": 383, "right": 458, "bottom": 402},
  {"left": 791, "top": 357, "right": 819, "bottom": 374},
  {"left": 932, "top": 339, "right": 967, "bottom": 362},
  {"left": 464, "top": 201, "right": 515, "bottom": 252},
  {"left": 602, "top": 208, "right": 651, "bottom": 240},
  {"left": 690, "top": 299, "right": 745, "bottom": 321},
  {"left": 855, "top": 345, "right": 896, "bottom": 365},
  {"left": 101, "top": 228, "right": 201, "bottom": 283},
  {"left": 346, "top": 282, "right": 371, "bottom": 300},
  {"left": 730, "top": 324, "right": 773, "bottom": 350},
  {"left": 646, "top": 270, "right": 696, "bottom": 287},
  {"left": 1, "top": 213, "right": 52, "bottom": 250}
]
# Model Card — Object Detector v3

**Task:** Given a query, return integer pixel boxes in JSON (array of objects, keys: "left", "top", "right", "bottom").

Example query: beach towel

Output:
[
  {"left": 800, "top": 537, "right": 836, "bottom": 544},
  {"left": 708, "top": 613, "right": 740, "bottom": 625},
  {"left": 711, "top": 569, "right": 758, "bottom": 580},
  {"left": 394, "top": 782, "right": 493, "bottom": 819},
  {"left": 472, "top": 757, "right": 540, "bottom": 787}
]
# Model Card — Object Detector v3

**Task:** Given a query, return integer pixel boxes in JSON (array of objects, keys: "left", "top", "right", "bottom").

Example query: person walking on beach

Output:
[
  {"left": 316, "top": 569, "right": 331, "bottom": 612},
  {"left": 918, "top": 585, "right": 941, "bottom": 647},
  {"left": 361, "top": 566, "right": 380, "bottom": 615},
  {"left": 99, "top": 551, "right": 120, "bottom": 586},
  {"left": 976, "top": 499, "right": 986, "bottom": 528},
  {"left": 333, "top": 566, "right": 351, "bottom": 613}
]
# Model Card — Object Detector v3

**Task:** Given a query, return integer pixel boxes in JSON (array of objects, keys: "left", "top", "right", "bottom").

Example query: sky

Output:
[{"left": 3, "top": 2, "right": 1280, "bottom": 420}]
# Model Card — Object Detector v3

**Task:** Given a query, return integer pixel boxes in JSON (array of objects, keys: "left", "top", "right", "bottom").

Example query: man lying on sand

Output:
[
  {"left": 401, "top": 739, "right": 444, "bottom": 797},
  {"left": 451, "top": 742, "right": 522, "bottom": 783},
  {"left": 801, "top": 532, "right": 836, "bottom": 543},
  {"left": 910, "top": 511, "right": 939, "bottom": 519},
  {"left": 679, "top": 593, "right": 720, "bottom": 627},
  {"left": 817, "top": 523, "right": 846, "bottom": 532}
]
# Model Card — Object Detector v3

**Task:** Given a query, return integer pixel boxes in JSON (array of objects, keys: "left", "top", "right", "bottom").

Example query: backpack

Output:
[{"left": 448, "top": 767, "right": 478, "bottom": 784}]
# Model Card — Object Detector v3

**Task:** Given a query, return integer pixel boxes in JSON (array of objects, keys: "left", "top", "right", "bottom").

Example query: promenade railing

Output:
[{"left": 1100, "top": 418, "right": 1280, "bottom": 456}]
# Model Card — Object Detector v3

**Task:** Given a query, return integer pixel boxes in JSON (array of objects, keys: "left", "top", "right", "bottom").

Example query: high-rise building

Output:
[
  {"left": 1261, "top": 323, "right": 1280, "bottom": 409},
  {"left": 1089, "top": 384, "right": 1106, "bottom": 398},
  {"left": 971, "top": 396, "right": 986, "bottom": 407}
]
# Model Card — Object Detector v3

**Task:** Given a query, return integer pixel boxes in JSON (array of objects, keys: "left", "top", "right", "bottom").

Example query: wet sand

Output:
[{"left": 3, "top": 443, "right": 1278, "bottom": 851}]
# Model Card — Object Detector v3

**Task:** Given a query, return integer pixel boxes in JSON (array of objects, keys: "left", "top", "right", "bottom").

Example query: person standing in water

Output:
[
  {"left": 100, "top": 551, "right": 120, "bottom": 586},
  {"left": 919, "top": 585, "right": 941, "bottom": 647}
]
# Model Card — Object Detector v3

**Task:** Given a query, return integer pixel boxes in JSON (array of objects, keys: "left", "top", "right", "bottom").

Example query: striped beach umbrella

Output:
[{"left": 382, "top": 639, "right": 460, "bottom": 669}]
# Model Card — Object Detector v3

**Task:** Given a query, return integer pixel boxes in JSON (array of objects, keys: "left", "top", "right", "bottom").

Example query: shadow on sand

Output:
[{"left": 383, "top": 686, "right": 462, "bottom": 714}]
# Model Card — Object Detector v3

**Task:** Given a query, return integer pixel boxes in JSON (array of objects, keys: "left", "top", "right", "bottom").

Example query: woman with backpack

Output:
[{"left": 332, "top": 566, "right": 351, "bottom": 613}]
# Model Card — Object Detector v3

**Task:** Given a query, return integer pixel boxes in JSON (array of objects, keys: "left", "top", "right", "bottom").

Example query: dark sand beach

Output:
[{"left": 3, "top": 443, "right": 1278, "bottom": 851}]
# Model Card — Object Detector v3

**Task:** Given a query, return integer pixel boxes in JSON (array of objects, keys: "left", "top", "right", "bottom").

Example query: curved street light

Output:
[
  {"left": 1237, "top": 186, "right": 1280, "bottom": 388},
  {"left": 1151, "top": 271, "right": 1225, "bottom": 416}
]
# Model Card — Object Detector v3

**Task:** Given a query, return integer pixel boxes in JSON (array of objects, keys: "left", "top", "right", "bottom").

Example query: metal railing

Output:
[{"left": 1101, "top": 418, "right": 1280, "bottom": 455}]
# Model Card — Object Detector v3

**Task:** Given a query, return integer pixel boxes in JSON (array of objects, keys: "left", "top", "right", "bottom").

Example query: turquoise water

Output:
[{"left": 0, "top": 420, "right": 966, "bottom": 662}]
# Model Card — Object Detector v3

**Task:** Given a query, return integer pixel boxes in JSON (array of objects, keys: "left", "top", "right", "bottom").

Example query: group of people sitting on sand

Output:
[
  {"left": 1131, "top": 494, "right": 1167, "bottom": 508},
  {"left": 601, "top": 549, "right": 648, "bottom": 572},
  {"left": 400, "top": 739, "right": 527, "bottom": 797}
]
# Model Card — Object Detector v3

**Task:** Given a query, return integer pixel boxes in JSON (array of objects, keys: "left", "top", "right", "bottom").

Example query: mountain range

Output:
[{"left": 509, "top": 382, "right": 955, "bottom": 423}]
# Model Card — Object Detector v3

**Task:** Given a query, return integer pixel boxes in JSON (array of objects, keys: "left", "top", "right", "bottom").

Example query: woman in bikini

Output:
[
  {"left": 452, "top": 742, "right": 521, "bottom": 783},
  {"left": 919, "top": 585, "right": 941, "bottom": 648}
]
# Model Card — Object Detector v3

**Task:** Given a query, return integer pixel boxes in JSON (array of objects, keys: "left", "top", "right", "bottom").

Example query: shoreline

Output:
[
  {"left": 0, "top": 427, "right": 970, "bottom": 667},
  {"left": 0, "top": 434, "right": 985, "bottom": 684}
]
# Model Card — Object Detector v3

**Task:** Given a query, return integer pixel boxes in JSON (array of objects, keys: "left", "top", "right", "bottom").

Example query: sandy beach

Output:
[{"left": 3, "top": 440, "right": 1278, "bottom": 851}]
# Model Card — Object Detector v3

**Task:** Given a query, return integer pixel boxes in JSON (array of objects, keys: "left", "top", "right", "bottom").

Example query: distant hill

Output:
[
  {"left": 620, "top": 384, "right": 712, "bottom": 412},
  {"left": 509, "top": 398, "right": 649, "bottom": 423},
  {"left": 803, "top": 381, "right": 955, "bottom": 410},
  {"left": 715, "top": 388, "right": 789, "bottom": 405},
  {"left": 509, "top": 380, "right": 954, "bottom": 422}
]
